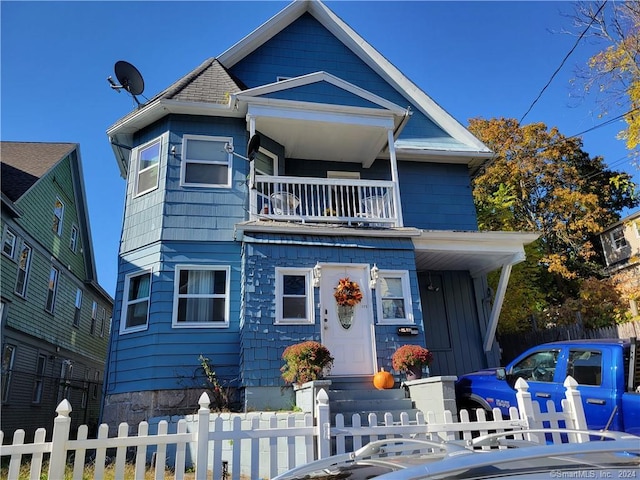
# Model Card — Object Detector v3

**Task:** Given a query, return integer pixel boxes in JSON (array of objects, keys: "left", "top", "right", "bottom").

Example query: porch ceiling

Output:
[{"left": 413, "top": 230, "right": 540, "bottom": 277}]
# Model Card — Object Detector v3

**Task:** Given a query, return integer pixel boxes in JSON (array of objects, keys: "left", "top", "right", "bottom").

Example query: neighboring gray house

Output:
[
  {"left": 103, "top": 0, "right": 537, "bottom": 426},
  {"left": 1, "top": 142, "right": 113, "bottom": 440}
]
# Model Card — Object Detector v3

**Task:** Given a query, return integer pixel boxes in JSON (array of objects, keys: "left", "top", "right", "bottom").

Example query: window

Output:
[
  {"left": 58, "top": 360, "right": 72, "bottom": 403},
  {"left": 2, "top": 344, "right": 16, "bottom": 402},
  {"left": 92, "top": 371, "right": 100, "bottom": 399},
  {"left": 275, "top": 268, "right": 314, "bottom": 324},
  {"left": 32, "top": 354, "right": 46, "bottom": 403},
  {"left": 45, "top": 266, "right": 59, "bottom": 313},
  {"left": 15, "top": 243, "right": 32, "bottom": 298},
  {"left": 99, "top": 307, "right": 106, "bottom": 337},
  {"left": 568, "top": 350, "right": 602, "bottom": 386},
  {"left": 121, "top": 271, "right": 151, "bottom": 333},
  {"left": 73, "top": 289, "right": 83, "bottom": 327},
  {"left": 2, "top": 228, "right": 16, "bottom": 258},
  {"left": 69, "top": 224, "right": 79, "bottom": 252},
  {"left": 376, "top": 271, "right": 413, "bottom": 324},
  {"left": 173, "top": 266, "right": 230, "bottom": 327},
  {"left": 52, "top": 197, "right": 64, "bottom": 236},
  {"left": 181, "top": 135, "right": 232, "bottom": 187},
  {"left": 509, "top": 349, "right": 560, "bottom": 383},
  {"left": 90, "top": 301, "right": 98, "bottom": 334},
  {"left": 611, "top": 228, "right": 627, "bottom": 250},
  {"left": 134, "top": 138, "right": 162, "bottom": 196}
]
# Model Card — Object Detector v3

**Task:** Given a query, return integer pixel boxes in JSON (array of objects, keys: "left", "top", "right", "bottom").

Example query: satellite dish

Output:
[
  {"left": 107, "top": 60, "right": 145, "bottom": 106},
  {"left": 247, "top": 134, "right": 261, "bottom": 161}
]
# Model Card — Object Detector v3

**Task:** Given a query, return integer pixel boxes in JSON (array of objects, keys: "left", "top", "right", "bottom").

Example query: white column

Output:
[{"left": 387, "top": 129, "right": 403, "bottom": 227}]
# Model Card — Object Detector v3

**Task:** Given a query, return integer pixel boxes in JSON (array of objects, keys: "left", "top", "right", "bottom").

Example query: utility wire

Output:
[{"left": 519, "top": 1, "right": 607, "bottom": 124}]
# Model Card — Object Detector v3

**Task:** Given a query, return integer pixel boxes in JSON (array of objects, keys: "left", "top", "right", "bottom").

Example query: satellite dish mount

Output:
[{"left": 107, "top": 60, "right": 145, "bottom": 107}]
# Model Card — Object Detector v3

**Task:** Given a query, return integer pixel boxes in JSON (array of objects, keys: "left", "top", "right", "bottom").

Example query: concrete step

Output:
[{"left": 328, "top": 388, "right": 406, "bottom": 401}]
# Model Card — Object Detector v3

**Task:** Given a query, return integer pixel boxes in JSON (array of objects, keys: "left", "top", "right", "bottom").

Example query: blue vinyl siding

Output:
[
  {"left": 240, "top": 234, "right": 424, "bottom": 387},
  {"left": 261, "top": 81, "right": 383, "bottom": 109},
  {"left": 106, "top": 241, "right": 241, "bottom": 395},
  {"left": 230, "top": 13, "right": 460, "bottom": 148}
]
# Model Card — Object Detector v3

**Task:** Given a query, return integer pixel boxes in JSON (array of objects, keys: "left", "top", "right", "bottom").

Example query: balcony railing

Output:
[{"left": 250, "top": 175, "right": 399, "bottom": 227}]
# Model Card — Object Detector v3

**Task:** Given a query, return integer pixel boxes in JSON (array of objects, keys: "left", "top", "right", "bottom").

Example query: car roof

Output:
[{"left": 539, "top": 338, "right": 629, "bottom": 348}]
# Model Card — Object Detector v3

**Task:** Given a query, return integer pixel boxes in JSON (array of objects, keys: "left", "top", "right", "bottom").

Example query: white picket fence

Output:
[{"left": 0, "top": 376, "right": 587, "bottom": 480}]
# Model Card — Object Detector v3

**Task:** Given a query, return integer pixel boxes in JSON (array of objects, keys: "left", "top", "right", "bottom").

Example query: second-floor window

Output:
[
  {"left": 121, "top": 271, "right": 151, "bottom": 333},
  {"left": 610, "top": 228, "right": 628, "bottom": 250},
  {"left": 181, "top": 135, "right": 232, "bottom": 188},
  {"left": 69, "top": 225, "right": 79, "bottom": 253},
  {"left": 45, "top": 266, "right": 59, "bottom": 313},
  {"left": 134, "top": 138, "right": 162, "bottom": 196},
  {"left": 52, "top": 197, "right": 64, "bottom": 236},
  {"left": 173, "top": 266, "right": 230, "bottom": 327},
  {"left": 275, "top": 268, "right": 314, "bottom": 324},
  {"left": 73, "top": 289, "right": 82, "bottom": 327},
  {"left": 2, "top": 228, "right": 16, "bottom": 258},
  {"left": 15, "top": 243, "right": 32, "bottom": 298},
  {"left": 90, "top": 301, "right": 98, "bottom": 334}
]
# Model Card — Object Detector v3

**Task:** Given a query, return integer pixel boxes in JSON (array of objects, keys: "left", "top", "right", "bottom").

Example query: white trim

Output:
[
  {"left": 69, "top": 224, "right": 79, "bottom": 253},
  {"left": 53, "top": 196, "right": 64, "bottom": 236},
  {"left": 180, "top": 135, "right": 233, "bottom": 188},
  {"left": 120, "top": 269, "right": 152, "bottom": 334},
  {"left": 44, "top": 266, "right": 59, "bottom": 314},
  {"left": 171, "top": 265, "right": 231, "bottom": 329},
  {"left": 14, "top": 242, "right": 32, "bottom": 298},
  {"left": 375, "top": 270, "right": 414, "bottom": 325},
  {"left": 2, "top": 227, "right": 16, "bottom": 259},
  {"left": 274, "top": 267, "right": 315, "bottom": 325},
  {"left": 132, "top": 135, "right": 166, "bottom": 197},
  {"left": 609, "top": 228, "right": 627, "bottom": 250}
]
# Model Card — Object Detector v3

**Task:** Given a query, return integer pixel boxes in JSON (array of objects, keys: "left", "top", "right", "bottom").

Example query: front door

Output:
[{"left": 320, "top": 265, "right": 376, "bottom": 376}]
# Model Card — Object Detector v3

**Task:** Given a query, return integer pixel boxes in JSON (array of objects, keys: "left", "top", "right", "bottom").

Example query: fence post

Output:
[
  {"left": 563, "top": 375, "right": 588, "bottom": 441},
  {"left": 47, "top": 399, "right": 72, "bottom": 480},
  {"left": 195, "top": 392, "right": 211, "bottom": 480},
  {"left": 316, "top": 388, "right": 330, "bottom": 460},
  {"left": 514, "top": 378, "right": 543, "bottom": 444}
]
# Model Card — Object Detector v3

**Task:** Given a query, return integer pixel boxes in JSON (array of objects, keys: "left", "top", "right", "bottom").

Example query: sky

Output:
[{"left": 2, "top": 1, "right": 638, "bottom": 298}]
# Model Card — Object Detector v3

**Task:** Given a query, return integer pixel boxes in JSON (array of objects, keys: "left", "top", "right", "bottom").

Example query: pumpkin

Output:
[{"left": 373, "top": 368, "right": 394, "bottom": 390}]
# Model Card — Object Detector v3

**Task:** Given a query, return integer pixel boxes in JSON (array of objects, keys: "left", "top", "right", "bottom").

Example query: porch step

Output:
[{"left": 326, "top": 375, "right": 420, "bottom": 426}]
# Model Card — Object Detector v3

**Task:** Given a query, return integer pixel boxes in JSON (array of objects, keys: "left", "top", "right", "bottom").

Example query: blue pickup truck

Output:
[{"left": 455, "top": 338, "right": 640, "bottom": 435}]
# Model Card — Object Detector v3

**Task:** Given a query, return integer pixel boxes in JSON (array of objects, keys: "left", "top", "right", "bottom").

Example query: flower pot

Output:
[{"left": 405, "top": 365, "right": 423, "bottom": 381}]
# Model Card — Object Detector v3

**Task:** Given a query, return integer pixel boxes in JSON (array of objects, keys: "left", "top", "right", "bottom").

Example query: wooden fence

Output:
[{"left": 0, "top": 377, "right": 587, "bottom": 480}]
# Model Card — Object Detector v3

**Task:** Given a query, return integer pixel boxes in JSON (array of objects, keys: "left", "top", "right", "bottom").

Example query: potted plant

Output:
[
  {"left": 392, "top": 344, "right": 433, "bottom": 380},
  {"left": 281, "top": 341, "right": 334, "bottom": 385}
]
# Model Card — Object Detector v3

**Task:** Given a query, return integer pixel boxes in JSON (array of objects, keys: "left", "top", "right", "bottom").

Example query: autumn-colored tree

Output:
[
  {"left": 469, "top": 118, "right": 638, "bottom": 332},
  {"left": 573, "top": 1, "right": 640, "bottom": 152}
]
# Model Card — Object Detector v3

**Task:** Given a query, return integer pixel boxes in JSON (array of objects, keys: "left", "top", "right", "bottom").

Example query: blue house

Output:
[{"left": 103, "top": 0, "right": 537, "bottom": 424}]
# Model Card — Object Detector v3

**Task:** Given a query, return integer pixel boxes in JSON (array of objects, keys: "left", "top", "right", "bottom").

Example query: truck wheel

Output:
[{"left": 458, "top": 401, "right": 493, "bottom": 422}]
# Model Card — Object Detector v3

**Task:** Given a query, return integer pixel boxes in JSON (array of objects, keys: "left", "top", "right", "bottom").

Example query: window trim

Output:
[
  {"left": 15, "top": 243, "right": 32, "bottom": 298},
  {"left": 2, "top": 228, "right": 17, "bottom": 259},
  {"left": 45, "top": 266, "right": 59, "bottom": 314},
  {"left": 180, "top": 135, "right": 233, "bottom": 188},
  {"left": 53, "top": 196, "right": 64, "bottom": 236},
  {"left": 133, "top": 136, "right": 164, "bottom": 197},
  {"left": 32, "top": 354, "right": 47, "bottom": 404},
  {"left": 375, "top": 270, "right": 414, "bottom": 325},
  {"left": 2, "top": 344, "right": 16, "bottom": 403},
  {"left": 275, "top": 267, "right": 315, "bottom": 325},
  {"left": 610, "top": 228, "right": 628, "bottom": 250},
  {"left": 90, "top": 301, "right": 98, "bottom": 335},
  {"left": 120, "top": 270, "right": 152, "bottom": 334},
  {"left": 73, "top": 288, "right": 83, "bottom": 328},
  {"left": 172, "top": 265, "right": 231, "bottom": 328},
  {"left": 69, "top": 224, "right": 79, "bottom": 253}
]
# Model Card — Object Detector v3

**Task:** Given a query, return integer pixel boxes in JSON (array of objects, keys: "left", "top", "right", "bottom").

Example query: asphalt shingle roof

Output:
[{"left": 1, "top": 141, "right": 76, "bottom": 202}]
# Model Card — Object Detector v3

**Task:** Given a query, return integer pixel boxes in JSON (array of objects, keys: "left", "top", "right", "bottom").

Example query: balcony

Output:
[{"left": 249, "top": 175, "right": 400, "bottom": 227}]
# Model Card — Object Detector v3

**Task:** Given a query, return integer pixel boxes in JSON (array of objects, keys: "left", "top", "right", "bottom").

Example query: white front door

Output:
[{"left": 320, "top": 265, "right": 376, "bottom": 376}]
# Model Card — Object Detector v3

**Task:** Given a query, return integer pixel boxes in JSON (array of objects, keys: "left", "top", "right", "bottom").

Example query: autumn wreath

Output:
[{"left": 333, "top": 277, "right": 363, "bottom": 307}]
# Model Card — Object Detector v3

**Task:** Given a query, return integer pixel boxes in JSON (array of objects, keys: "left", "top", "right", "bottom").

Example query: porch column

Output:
[{"left": 387, "top": 129, "right": 403, "bottom": 227}]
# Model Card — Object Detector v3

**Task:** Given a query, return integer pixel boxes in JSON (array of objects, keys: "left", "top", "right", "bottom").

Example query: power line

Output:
[{"left": 519, "top": 1, "right": 607, "bottom": 124}]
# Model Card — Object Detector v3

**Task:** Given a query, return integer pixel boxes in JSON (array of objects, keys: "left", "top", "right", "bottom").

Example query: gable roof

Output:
[{"left": 1, "top": 141, "right": 76, "bottom": 202}]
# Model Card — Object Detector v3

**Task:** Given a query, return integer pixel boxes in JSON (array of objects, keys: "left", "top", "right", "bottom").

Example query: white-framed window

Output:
[
  {"left": 2, "top": 228, "right": 16, "bottom": 258},
  {"left": 69, "top": 224, "right": 79, "bottom": 253},
  {"left": 375, "top": 270, "right": 413, "bottom": 324},
  {"left": 610, "top": 228, "right": 628, "bottom": 250},
  {"left": 73, "top": 288, "right": 83, "bottom": 327},
  {"left": 32, "top": 354, "right": 46, "bottom": 404},
  {"left": 2, "top": 344, "right": 16, "bottom": 403},
  {"left": 121, "top": 270, "right": 152, "bottom": 333},
  {"left": 181, "top": 135, "right": 232, "bottom": 188},
  {"left": 52, "top": 196, "right": 64, "bottom": 236},
  {"left": 14, "top": 243, "right": 32, "bottom": 298},
  {"left": 134, "top": 137, "right": 163, "bottom": 196},
  {"left": 172, "top": 266, "right": 230, "bottom": 328},
  {"left": 99, "top": 307, "right": 106, "bottom": 337},
  {"left": 45, "top": 266, "right": 59, "bottom": 313},
  {"left": 92, "top": 371, "right": 100, "bottom": 399},
  {"left": 90, "top": 301, "right": 98, "bottom": 334},
  {"left": 275, "top": 268, "right": 314, "bottom": 324}
]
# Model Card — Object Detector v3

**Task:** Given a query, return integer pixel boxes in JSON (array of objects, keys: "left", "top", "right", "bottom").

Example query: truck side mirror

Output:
[{"left": 496, "top": 367, "right": 506, "bottom": 380}]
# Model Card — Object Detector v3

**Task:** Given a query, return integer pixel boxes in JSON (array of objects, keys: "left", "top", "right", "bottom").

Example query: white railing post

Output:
[
  {"left": 47, "top": 399, "right": 72, "bottom": 480},
  {"left": 563, "top": 375, "right": 588, "bottom": 441},
  {"left": 195, "top": 392, "right": 211, "bottom": 480},
  {"left": 316, "top": 388, "right": 330, "bottom": 460},
  {"left": 515, "top": 378, "right": 543, "bottom": 444}
]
